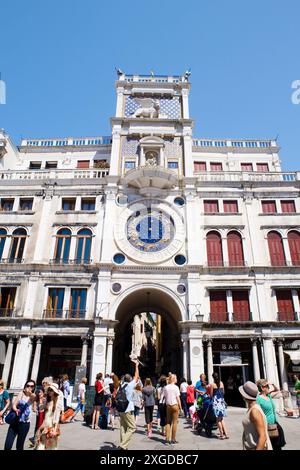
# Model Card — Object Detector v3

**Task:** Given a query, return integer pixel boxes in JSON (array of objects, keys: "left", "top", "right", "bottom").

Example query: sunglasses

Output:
[{"left": 26, "top": 384, "right": 35, "bottom": 389}]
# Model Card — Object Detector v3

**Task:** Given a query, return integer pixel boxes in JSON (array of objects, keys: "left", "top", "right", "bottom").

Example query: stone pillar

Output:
[
  {"left": 30, "top": 337, "right": 43, "bottom": 382},
  {"left": 2, "top": 336, "right": 15, "bottom": 385},
  {"left": 10, "top": 336, "right": 33, "bottom": 389},
  {"left": 182, "top": 130, "right": 194, "bottom": 177},
  {"left": 105, "top": 336, "right": 114, "bottom": 374},
  {"left": 227, "top": 290, "right": 233, "bottom": 322},
  {"left": 110, "top": 127, "right": 122, "bottom": 175},
  {"left": 90, "top": 333, "right": 107, "bottom": 385},
  {"left": 181, "top": 334, "right": 189, "bottom": 380},
  {"left": 69, "top": 235, "right": 77, "bottom": 262},
  {"left": 262, "top": 337, "right": 280, "bottom": 386},
  {"left": 101, "top": 188, "right": 118, "bottom": 263},
  {"left": 80, "top": 337, "right": 88, "bottom": 367},
  {"left": 206, "top": 339, "right": 214, "bottom": 384},
  {"left": 222, "top": 236, "right": 229, "bottom": 267},
  {"left": 292, "top": 289, "right": 300, "bottom": 321},
  {"left": 251, "top": 338, "right": 261, "bottom": 382},
  {"left": 189, "top": 336, "right": 204, "bottom": 384},
  {"left": 282, "top": 237, "right": 292, "bottom": 264},
  {"left": 277, "top": 340, "right": 293, "bottom": 409}
]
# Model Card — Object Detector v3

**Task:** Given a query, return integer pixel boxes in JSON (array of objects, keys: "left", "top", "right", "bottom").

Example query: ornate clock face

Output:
[{"left": 127, "top": 209, "right": 175, "bottom": 252}]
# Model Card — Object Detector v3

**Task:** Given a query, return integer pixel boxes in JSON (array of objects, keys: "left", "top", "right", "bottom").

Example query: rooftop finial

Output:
[
  {"left": 115, "top": 67, "right": 124, "bottom": 78},
  {"left": 183, "top": 68, "right": 191, "bottom": 81}
]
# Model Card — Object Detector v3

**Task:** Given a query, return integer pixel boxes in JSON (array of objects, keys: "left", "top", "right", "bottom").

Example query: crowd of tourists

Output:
[{"left": 0, "top": 370, "right": 299, "bottom": 451}]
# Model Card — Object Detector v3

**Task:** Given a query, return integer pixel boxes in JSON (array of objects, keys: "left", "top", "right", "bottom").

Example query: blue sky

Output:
[{"left": 0, "top": 0, "right": 299, "bottom": 170}]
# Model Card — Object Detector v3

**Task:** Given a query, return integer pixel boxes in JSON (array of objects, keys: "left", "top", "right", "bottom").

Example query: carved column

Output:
[
  {"left": 251, "top": 338, "right": 260, "bottom": 383},
  {"left": 206, "top": 339, "right": 214, "bottom": 384},
  {"left": 2, "top": 336, "right": 15, "bottom": 385},
  {"left": 81, "top": 337, "right": 88, "bottom": 367},
  {"left": 30, "top": 337, "right": 43, "bottom": 382},
  {"left": 105, "top": 336, "right": 114, "bottom": 374},
  {"left": 277, "top": 339, "right": 293, "bottom": 409}
]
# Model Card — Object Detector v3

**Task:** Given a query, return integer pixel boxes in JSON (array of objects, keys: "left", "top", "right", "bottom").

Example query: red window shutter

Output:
[
  {"left": 224, "top": 200, "right": 238, "bottom": 213},
  {"left": 227, "top": 231, "right": 244, "bottom": 266},
  {"left": 241, "top": 163, "right": 253, "bottom": 171},
  {"left": 281, "top": 200, "right": 296, "bottom": 213},
  {"left": 204, "top": 200, "right": 219, "bottom": 213},
  {"left": 210, "top": 162, "right": 222, "bottom": 171},
  {"left": 194, "top": 162, "right": 206, "bottom": 172},
  {"left": 267, "top": 231, "right": 286, "bottom": 266},
  {"left": 276, "top": 290, "right": 294, "bottom": 321},
  {"left": 257, "top": 163, "right": 269, "bottom": 172},
  {"left": 206, "top": 232, "right": 223, "bottom": 266},
  {"left": 77, "top": 160, "right": 90, "bottom": 168},
  {"left": 262, "top": 201, "right": 276, "bottom": 213},
  {"left": 210, "top": 290, "right": 227, "bottom": 321},
  {"left": 232, "top": 290, "right": 250, "bottom": 321},
  {"left": 288, "top": 231, "right": 300, "bottom": 266}
]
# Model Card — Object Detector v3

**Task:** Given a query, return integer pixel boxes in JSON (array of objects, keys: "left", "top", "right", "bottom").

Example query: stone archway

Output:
[{"left": 112, "top": 285, "right": 184, "bottom": 380}]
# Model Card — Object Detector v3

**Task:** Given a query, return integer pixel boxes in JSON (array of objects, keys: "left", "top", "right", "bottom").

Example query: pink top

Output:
[{"left": 162, "top": 384, "right": 180, "bottom": 406}]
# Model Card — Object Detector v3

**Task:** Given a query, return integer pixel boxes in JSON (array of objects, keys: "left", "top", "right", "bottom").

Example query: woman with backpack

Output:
[{"left": 142, "top": 378, "right": 156, "bottom": 438}]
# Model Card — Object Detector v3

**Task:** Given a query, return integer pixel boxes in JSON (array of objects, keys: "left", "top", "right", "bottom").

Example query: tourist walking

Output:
[
  {"left": 36, "top": 383, "right": 61, "bottom": 450},
  {"left": 163, "top": 374, "right": 182, "bottom": 445},
  {"left": 292, "top": 374, "right": 300, "bottom": 417},
  {"left": 142, "top": 378, "right": 156, "bottom": 437},
  {"left": 195, "top": 373, "right": 210, "bottom": 405},
  {"left": 116, "top": 360, "right": 139, "bottom": 450},
  {"left": 4, "top": 379, "right": 36, "bottom": 450},
  {"left": 0, "top": 379, "right": 10, "bottom": 424},
  {"left": 91, "top": 373, "right": 104, "bottom": 429},
  {"left": 179, "top": 378, "right": 189, "bottom": 418},
  {"left": 210, "top": 372, "right": 228, "bottom": 439},
  {"left": 61, "top": 374, "right": 70, "bottom": 410},
  {"left": 42, "top": 376, "right": 64, "bottom": 420},
  {"left": 132, "top": 383, "right": 143, "bottom": 423},
  {"left": 109, "top": 373, "right": 119, "bottom": 429},
  {"left": 239, "top": 381, "right": 272, "bottom": 450},
  {"left": 256, "top": 379, "right": 286, "bottom": 450},
  {"left": 186, "top": 380, "right": 195, "bottom": 414},
  {"left": 29, "top": 387, "right": 46, "bottom": 447},
  {"left": 157, "top": 375, "right": 167, "bottom": 436},
  {"left": 71, "top": 377, "right": 87, "bottom": 421}
]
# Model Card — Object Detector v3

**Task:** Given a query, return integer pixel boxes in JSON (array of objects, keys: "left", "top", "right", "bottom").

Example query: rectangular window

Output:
[
  {"left": 0, "top": 287, "right": 16, "bottom": 317},
  {"left": 241, "top": 163, "right": 253, "bottom": 171},
  {"left": 168, "top": 161, "right": 179, "bottom": 169},
  {"left": 223, "top": 200, "right": 238, "bottom": 213},
  {"left": 262, "top": 201, "right": 277, "bottom": 213},
  {"left": 0, "top": 199, "right": 14, "bottom": 211},
  {"left": 46, "top": 288, "right": 65, "bottom": 319},
  {"left": 29, "top": 162, "right": 42, "bottom": 169},
  {"left": 19, "top": 198, "right": 33, "bottom": 211},
  {"left": 232, "top": 290, "right": 251, "bottom": 321},
  {"left": 81, "top": 198, "right": 95, "bottom": 211},
  {"left": 45, "top": 161, "right": 58, "bottom": 169},
  {"left": 62, "top": 198, "right": 76, "bottom": 211},
  {"left": 204, "top": 200, "right": 219, "bottom": 214},
  {"left": 257, "top": 163, "right": 269, "bottom": 172},
  {"left": 125, "top": 161, "right": 135, "bottom": 169},
  {"left": 69, "top": 288, "right": 87, "bottom": 319},
  {"left": 276, "top": 289, "right": 295, "bottom": 321},
  {"left": 77, "top": 160, "right": 90, "bottom": 169},
  {"left": 194, "top": 162, "right": 207, "bottom": 172},
  {"left": 210, "top": 162, "right": 223, "bottom": 171},
  {"left": 210, "top": 290, "right": 227, "bottom": 322},
  {"left": 280, "top": 200, "right": 296, "bottom": 213}
]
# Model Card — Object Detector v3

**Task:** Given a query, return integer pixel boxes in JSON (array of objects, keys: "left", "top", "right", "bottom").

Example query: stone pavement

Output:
[{"left": 0, "top": 407, "right": 299, "bottom": 451}]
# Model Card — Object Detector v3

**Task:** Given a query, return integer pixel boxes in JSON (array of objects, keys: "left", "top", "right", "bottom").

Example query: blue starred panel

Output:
[{"left": 124, "top": 96, "right": 181, "bottom": 119}]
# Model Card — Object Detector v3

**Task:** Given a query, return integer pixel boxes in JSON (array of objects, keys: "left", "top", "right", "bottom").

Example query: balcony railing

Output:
[
  {"left": 193, "top": 139, "right": 276, "bottom": 149},
  {"left": 193, "top": 171, "right": 298, "bottom": 182},
  {"left": 43, "top": 309, "right": 86, "bottom": 320},
  {"left": 0, "top": 308, "right": 15, "bottom": 318},
  {"left": 206, "top": 260, "right": 247, "bottom": 268},
  {"left": 209, "top": 312, "right": 252, "bottom": 322},
  {"left": 277, "top": 312, "right": 298, "bottom": 322},
  {"left": 0, "top": 168, "right": 109, "bottom": 181},
  {"left": 20, "top": 136, "right": 112, "bottom": 147},
  {"left": 0, "top": 258, "right": 24, "bottom": 264},
  {"left": 49, "top": 259, "right": 92, "bottom": 265}
]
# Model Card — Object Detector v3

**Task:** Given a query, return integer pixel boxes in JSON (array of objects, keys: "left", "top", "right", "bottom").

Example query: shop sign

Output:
[
  {"left": 221, "top": 343, "right": 240, "bottom": 351},
  {"left": 50, "top": 347, "right": 80, "bottom": 356},
  {"left": 220, "top": 352, "right": 242, "bottom": 365}
]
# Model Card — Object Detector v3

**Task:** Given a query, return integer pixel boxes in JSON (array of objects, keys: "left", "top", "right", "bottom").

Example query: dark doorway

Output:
[{"left": 214, "top": 365, "right": 248, "bottom": 407}]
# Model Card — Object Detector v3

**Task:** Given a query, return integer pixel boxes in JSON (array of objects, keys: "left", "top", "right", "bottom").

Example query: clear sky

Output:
[{"left": 0, "top": 0, "right": 299, "bottom": 170}]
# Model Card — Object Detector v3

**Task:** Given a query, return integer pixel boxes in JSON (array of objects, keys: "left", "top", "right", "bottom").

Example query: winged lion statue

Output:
[{"left": 132, "top": 98, "right": 160, "bottom": 118}]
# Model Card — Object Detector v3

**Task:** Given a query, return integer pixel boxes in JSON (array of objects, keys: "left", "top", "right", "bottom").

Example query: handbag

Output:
[
  {"left": 5, "top": 409, "right": 18, "bottom": 425},
  {"left": 267, "top": 423, "right": 279, "bottom": 438}
]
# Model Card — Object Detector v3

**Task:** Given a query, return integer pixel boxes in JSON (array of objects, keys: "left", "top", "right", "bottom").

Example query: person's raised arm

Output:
[{"left": 133, "top": 360, "right": 139, "bottom": 382}]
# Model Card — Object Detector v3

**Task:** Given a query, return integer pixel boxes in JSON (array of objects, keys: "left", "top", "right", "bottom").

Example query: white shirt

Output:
[
  {"left": 163, "top": 384, "right": 180, "bottom": 406},
  {"left": 78, "top": 383, "right": 86, "bottom": 399},
  {"left": 180, "top": 382, "right": 188, "bottom": 393}
]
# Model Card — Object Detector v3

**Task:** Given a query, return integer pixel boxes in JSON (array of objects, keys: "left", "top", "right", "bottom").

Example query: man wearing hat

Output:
[{"left": 239, "top": 381, "right": 272, "bottom": 450}]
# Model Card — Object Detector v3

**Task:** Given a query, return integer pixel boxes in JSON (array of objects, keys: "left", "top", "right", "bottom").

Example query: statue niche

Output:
[
  {"left": 132, "top": 98, "right": 160, "bottom": 119},
  {"left": 145, "top": 151, "right": 158, "bottom": 167}
]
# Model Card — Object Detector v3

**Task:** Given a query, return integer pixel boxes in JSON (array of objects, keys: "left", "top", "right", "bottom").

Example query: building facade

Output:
[{"left": 0, "top": 72, "right": 300, "bottom": 405}]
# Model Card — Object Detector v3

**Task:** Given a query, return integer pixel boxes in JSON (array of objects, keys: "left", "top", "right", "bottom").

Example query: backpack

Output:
[
  {"left": 115, "top": 384, "right": 129, "bottom": 412},
  {"left": 98, "top": 413, "right": 108, "bottom": 429}
]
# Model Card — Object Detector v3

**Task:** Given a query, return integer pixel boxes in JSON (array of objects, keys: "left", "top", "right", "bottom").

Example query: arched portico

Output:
[{"left": 111, "top": 285, "right": 185, "bottom": 380}]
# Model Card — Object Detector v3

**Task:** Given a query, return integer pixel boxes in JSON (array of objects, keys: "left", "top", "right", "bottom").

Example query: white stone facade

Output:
[{"left": 0, "top": 73, "right": 299, "bottom": 407}]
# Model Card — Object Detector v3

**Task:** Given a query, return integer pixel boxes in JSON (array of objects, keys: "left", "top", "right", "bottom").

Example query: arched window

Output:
[
  {"left": 54, "top": 228, "right": 71, "bottom": 263},
  {"left": 9, "top": 228, "right": 27, "bottom": 263},
  {"left": 206, "top": 231, "right": 223, "bottom": 267},
  {"left": 288, "top": 231, "right": 300, "bottom": 266},
  {"left": 0, "top": 228, "right": 7, "bottom": 260},
  {"left": 267, "top": 231, "right": 286, "bottom": 266},
  {"left": 227, "top": 231, "right": 244, "bottom": 266},
  {"left": 75, "top": 229, "right": 92, "bottom": 264}
]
